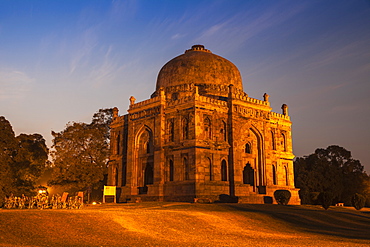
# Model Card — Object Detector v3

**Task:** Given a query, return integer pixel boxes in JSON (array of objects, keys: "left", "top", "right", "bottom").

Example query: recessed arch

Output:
[
  {"left": 272, "top": 164, "right": 277, "bottom": 185},
  {"left": 204, "top": 117, "right": 212, "bottom": 139},
  {"left": 182, "top": 117, "right": 189, "bottom": 140},
  {"left": 221, "top": 159, "right": 228, "bottom": 181},
  {"left": 135, "top": 125, "right": 153, "bottom": 148},
  {"left": 184, "top": 157, "right": 190, "bottom": 180},
  {"left": 282, "top": 132, "right": 287, "bottom": 152},
  {"left": 243, "top": 162, "right": 254, "bottom": 185},
  {"left": 168, "top": 119, "right": 175, "bottom": 142},
  {"left": 169, "top": 159, "right": 174, "bottom": 182},
  {"left": 116, "top": 133, "right": 121, "bottom": 154},
  {"left": 271, "top": 131, "right": 276, "bottom": 150},
  {"left": 285, "top": 165, "right": 289, "bottom": 186},
  {"left": 249, "top": 125, "right": 265, "bottom": 186},
  {"left": 245, "top": 142, "right": 251, "bottom": 154},
  {"left": 144, "top": 163, "right": 154, "bottom": 186},
  {"left": 220, "top": 120, "right": 227, "bottom": 141}
]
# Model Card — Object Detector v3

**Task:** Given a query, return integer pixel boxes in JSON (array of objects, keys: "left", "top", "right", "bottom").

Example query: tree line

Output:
[
  {"left": 0, "top": 109, "right": 112, "bottom": 206},
  {"left": 1, "top": 109, "right": 369, "bottom": 207},
  {"left": 294, "top": 145, "right": 370, "bottom": 206}
]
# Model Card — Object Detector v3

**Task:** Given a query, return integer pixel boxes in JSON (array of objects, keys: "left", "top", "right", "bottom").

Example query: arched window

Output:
[
  {"left": 272, "top": 165, "right": 277, "bottom": 185},
  {"left": 282, "top": 133, "right": 287, "bottom": 152},
  {"left": 182, "top": 117, "right": 189, "bottom": 140},
  {"left": 145, "top": 141, "right": 150, "bottom": 153},
  {"left": 220, "top": 121, "right": 227, "bottom": 141},
  {"left": 122, "top": 163, "right": 127, "bottom": 186},
  {"left": 168, "top": 120, "right": 174, "bottom": 142},
  {"left": 204, "top": 117, "right": 212, "bottom": 139},
  {"left": 144, "top": 163, "right": 154, "bottom": 185},
  {"left": 245, "top": 143, "right": 251, "bottom": 154},
  {"left": 285, "top": 166, "right": 289, "bottom": 186},
  {"left": 116, "top": 133, "right": 120, "bottom": 154},
  {"left": 169, "top": 159, "right": 174, "bottom": 182},
  {"left": 243, "top": 163, "right": 254, "bottom": 185},
  {"left": 139, "top": 129, "right": 152, "bottom": 154},
  {"left": 184, "top": 157, "right": 190, "bottom": 180},
  {"left": 271, "top": 131, "right": 276, "bottom": 150},
  {"left": 221, "top": 160, "right": 228, "bottom": 181}
]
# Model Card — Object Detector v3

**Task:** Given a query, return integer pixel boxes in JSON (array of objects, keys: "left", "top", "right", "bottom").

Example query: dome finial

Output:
[{"left": 185, "top": 44, "right": 211, "bottom": 53}]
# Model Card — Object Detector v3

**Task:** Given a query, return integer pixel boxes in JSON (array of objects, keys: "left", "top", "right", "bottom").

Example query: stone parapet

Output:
[
  {"left": 197, "top": 95, "right": 228, "bottom": 107},
  {"left": 244, "top": 96, "right": 269, "bottom": 106},
  {"left": 269, "top": 111, "right": 290, "bottom": 121},
  {"left": 129, "top": 95, "right": 162, "bottom": 112}
]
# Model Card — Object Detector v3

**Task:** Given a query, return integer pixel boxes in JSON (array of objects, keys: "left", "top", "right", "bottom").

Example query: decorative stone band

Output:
[{"left": 233, "top": 105, "right": 290, "bottom": 121}]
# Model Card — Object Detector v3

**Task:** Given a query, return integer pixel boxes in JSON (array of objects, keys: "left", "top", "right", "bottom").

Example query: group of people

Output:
[{"left": 3, "top": 193, "right": 83, "bottom": 210}]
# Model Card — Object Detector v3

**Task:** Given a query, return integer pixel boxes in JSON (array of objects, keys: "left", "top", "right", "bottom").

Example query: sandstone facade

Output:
[{"left": 108, "top": 45, "right": 300, "bottom": 204}]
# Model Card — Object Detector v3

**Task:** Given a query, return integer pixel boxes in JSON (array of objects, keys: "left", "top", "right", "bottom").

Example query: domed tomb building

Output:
[{"left": 108, "top": 45, "right": 300, "bottom": 204}]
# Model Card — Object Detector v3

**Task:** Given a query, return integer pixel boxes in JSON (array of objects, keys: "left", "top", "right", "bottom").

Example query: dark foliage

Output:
[
  {"left": 351, "top": 193, "right": 366, "bottom": 210},
  {"left": 0, "top": 116, "right": 48, "bottom": 205},
  {"left": 294, "top": 145, "right": 370, "bottom": 205},
  {"left": 319, "top": 191, "right": 334, "bottom": 210},
  {"left": 274, "top": 190, "right": 291, "bottom": 205},
  {"left": 48, "top": 108, "right": 113, "bottom": 194}
]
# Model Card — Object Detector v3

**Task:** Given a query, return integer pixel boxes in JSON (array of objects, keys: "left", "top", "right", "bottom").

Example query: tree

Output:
[
  {"left": 48, "top": 109, "right": 113, "bottom": 198},
  {"left": 294, "top": 145, "right": 369, "bottom": 205},
  {"left": 0, "top": 117, "right": 17, "bottom": 204},
  {"left": 12, "top": 134, "right": 49, "bottom": 195},
  {"left": 351, "top": 193, "right": 366, "bottom": 210},
  {"left": 319, "top": 191, "right": 334, "bottom": 210},
  {"left": 0, "top": 117, "right": 49, "bottom": 205}
]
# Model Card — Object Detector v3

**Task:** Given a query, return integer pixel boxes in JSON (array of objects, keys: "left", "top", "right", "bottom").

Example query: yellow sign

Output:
[{"left": 104, "top": 186, "right": 116, "bottom": 196}]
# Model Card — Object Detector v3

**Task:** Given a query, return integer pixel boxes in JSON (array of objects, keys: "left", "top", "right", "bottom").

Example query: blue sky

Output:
[{"left": 1, "top": 0, "right": 369, "bottom": 171}]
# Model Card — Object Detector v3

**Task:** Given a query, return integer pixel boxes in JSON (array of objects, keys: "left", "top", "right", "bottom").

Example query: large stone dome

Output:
[{"left": 156, "top": 45, "right": 243, "bottom": 91}]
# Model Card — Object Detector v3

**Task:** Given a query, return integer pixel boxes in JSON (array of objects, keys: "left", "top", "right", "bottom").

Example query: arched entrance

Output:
[
  {"left": 144, "top": 163, "right": 154, "bottom": 186},
  {"left": 243, "top": 163, "right": 254, "bottom": 186},
  {"left": 135, "top": 126, "right": 154, "bottom": 195}
]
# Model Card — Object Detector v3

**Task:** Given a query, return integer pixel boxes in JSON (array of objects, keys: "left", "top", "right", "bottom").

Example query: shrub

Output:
[
  {"left": 218, "top": 194, "right": 239, "bottom": 203},
  {"left": 309, "top": 192, "right": 321, "bottom": 205},
  {"left": 351, "top": 193, "right": 366, "bottom": 210},
  {"left": 319, "top": 192, "right": 333, "bottom": 210},
  {"left": 298, "top": 189, "right": 310, "bottom": 204},
  {"left": 274, "top": 190, "right": 291, "bottom": 205}
]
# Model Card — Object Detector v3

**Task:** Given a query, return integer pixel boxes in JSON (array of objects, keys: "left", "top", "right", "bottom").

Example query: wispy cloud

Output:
[
  {"left": 109, "top": 0, "right": 138, "bottom": 23},
  {"left": 171, "top": 33, "right": 186, "bottom": 40},
  {"left": 88, "top": 45, "right": 120, "bottom": 87},
  {"left": 0, "top": 69, "right": 33, "bottom": 100},
  {"left": 194, "top": 2, "right": 309, "bottom": 53},
  {"left": 69, "top": 26, "right": 100, "bottom": 75},
  {"left": 304, "top": 38, "right": 370, "bottom": 71}
]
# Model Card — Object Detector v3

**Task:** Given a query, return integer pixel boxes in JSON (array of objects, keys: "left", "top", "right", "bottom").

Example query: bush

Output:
[
  {"left": 298, "top": 189, "right": 310, "bottom": 204},
  {"left": 309, "top": 192, "right": 321, "bottom": 205},
  {"left": 274, "top": 190, "right": 291, "bottom": 205},
  {"left": 218, "top": 194, "right": 239, "bottom": 203},
  {"left": 319, "top": 192, "right": 333, "bottom": 210},
  {"left": 351, "top": 193, "right": 366, "bottom": 210}
]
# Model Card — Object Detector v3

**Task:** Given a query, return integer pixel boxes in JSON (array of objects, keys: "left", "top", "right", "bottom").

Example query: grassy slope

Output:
[{"left": 0, "top": 203, "right": 369, "bottom": 247}]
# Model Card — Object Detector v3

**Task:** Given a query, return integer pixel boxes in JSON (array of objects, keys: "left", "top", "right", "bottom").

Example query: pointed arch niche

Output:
[
  {"left": 243, "top": 163, "right": 254, "bottom": 186},
  {"left": 221, "top": 160, "right": 228, "bottom": 181},
  {"left": 135, "top": 126, "right": 154, "bottom": 194},
  {"left": 204, "top": 117, "right": 212, "bottom": 139},
  {"left": 169, "top": 159, "right": 174, "bottom": 182},
  {"left": 249, "top": 126, "right": 265, "bottom": 187}
]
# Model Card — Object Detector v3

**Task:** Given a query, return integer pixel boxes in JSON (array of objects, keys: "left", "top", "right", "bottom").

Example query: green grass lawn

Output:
[{"left": 0, "top": 203, "right": 369, "bottom": 246}]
